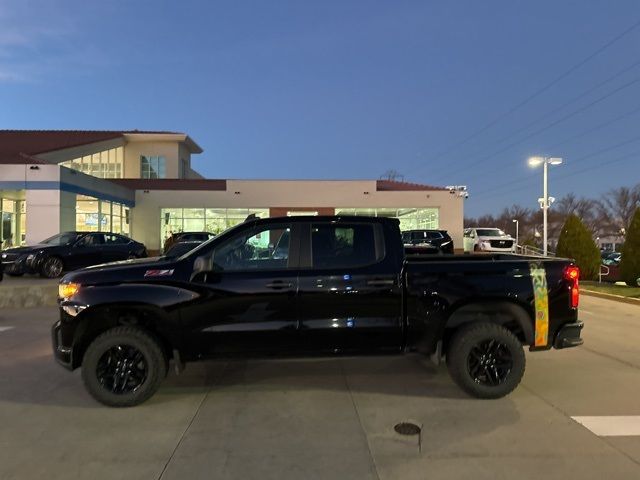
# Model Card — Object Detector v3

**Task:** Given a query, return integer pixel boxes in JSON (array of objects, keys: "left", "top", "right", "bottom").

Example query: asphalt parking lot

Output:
[{"left": 0, "top": 296, "right": 639, "bottom": 480}]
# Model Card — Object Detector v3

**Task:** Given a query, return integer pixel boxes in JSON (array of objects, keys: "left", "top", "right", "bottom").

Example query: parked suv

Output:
[
  {"left": 463, "top": 228, "right": 515, "bottom": 253},
  {"left": 402, "top": 230, "right": 454, "bottom": 254}
]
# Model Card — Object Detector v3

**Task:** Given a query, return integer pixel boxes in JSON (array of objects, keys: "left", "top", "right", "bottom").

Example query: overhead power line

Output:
[
  {"left": 404, "top": 16, "right": 640, "bottom": 178},
  {"left": 433, "top": 73, "right": 640, "bottom": 183},
  {"left": 427, "top": 57, "right": 640, "bottom": 180},
  {"left": 471, "top": 132, "right": 640, "bottom": 199}
]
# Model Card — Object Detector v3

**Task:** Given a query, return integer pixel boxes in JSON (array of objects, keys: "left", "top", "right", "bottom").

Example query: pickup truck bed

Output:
[{"left": 52, "top": 216, "right": 583, "bottom": 406}]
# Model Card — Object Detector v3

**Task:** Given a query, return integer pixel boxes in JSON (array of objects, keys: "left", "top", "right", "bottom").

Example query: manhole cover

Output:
[{"left": 394, "top": 422, "right": 421, "bottom": 436}]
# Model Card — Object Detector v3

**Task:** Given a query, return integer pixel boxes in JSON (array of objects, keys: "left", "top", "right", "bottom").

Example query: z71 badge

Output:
[{"left": 144, "top": 269, "right": 175, "bottom": 277}]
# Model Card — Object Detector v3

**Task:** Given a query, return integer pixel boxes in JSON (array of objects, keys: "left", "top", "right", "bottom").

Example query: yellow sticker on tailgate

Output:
[{"left": 530, "top": 261, "right": 549, "bottom": 347}]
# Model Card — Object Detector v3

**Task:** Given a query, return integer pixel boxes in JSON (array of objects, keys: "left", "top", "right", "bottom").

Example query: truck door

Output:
[
  {"left": 184, "top": 222, "right": 301, "bottom": 355},
  {"left": 296, "top": 220, "right": 403, "bottom": 353}
]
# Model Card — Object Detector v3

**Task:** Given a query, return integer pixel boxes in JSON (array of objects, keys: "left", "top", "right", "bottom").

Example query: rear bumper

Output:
[
  {"left": 51, "top": 320, "right": 74, "bottom": 370},
  {"left": 553, "top": 321, "right": 584, "bottom": 349}
]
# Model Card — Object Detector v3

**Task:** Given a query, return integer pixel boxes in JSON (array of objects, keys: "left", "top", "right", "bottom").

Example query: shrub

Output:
[
  {"left": 556, "top": 214, "right": 600, "bottom": 280},
  {"left": 620, "top": 208, "right": 640, "bottom": 287}
]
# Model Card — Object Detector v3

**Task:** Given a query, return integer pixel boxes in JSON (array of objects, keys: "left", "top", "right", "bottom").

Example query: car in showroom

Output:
[
  {"left": 162, "top": 240, "right": 205, "bottom": 259},
  {"left": 163, "top": 232, "right": 216, "bottom": 253},
  {"left": 463, "top": 227, "right": 516, "bottom": 253},
  {"left": 53, "top": 215, "right": 582, "bottom": 407},
  {"left": 402, "top": 229, "right": 454, "bottom": 254},
  {"left": 1, "top": 232, "right": 147, "bottom": 278}
]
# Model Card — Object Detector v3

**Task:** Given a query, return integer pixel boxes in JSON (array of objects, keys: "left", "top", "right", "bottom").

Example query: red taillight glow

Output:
[{"left": 564, "top": 266, "right": 580, "bottom": 308}]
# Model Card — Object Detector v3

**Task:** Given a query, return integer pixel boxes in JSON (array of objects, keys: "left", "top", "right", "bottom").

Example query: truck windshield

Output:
[{"left": 476, "top": 229, "right": 506, "bottom": 237}]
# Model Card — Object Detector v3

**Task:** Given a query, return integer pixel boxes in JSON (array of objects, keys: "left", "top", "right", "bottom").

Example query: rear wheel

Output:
[
  {"left": 447, "top": 322, "right": 525, "bottom": 399},
  {"left": 40, "top": 256, "right": 64, "bottom": 278},
  {"left": 81, "top": 327, "right": 167, "bottom": 407}
]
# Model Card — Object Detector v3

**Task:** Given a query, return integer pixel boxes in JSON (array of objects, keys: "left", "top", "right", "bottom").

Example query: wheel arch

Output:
[
  {"left": 70, "top": 303, "right": 177, "bottom": 369},
  {"left": 443, "top": 299, "right": 534, "bottom": 353}
]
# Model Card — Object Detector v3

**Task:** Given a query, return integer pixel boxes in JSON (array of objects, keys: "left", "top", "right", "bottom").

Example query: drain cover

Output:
[{"left": 394, "top": 422, "right": 421, "bottom": 436}]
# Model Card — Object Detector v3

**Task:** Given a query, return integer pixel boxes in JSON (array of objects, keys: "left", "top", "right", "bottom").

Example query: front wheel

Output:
[
  {"left": 447, "top": 322, "right": 525, "bottom": 399},
  {"left": 81, "top": 327, "right": 167, "bottom": 407}
]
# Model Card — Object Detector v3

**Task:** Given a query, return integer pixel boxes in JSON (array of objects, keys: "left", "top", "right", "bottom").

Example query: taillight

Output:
[{"left": 563, "top": 265, "right": 580, "bottom": 308}]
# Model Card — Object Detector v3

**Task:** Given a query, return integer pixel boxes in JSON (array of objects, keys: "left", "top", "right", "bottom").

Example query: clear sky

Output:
[{"left": 1, "top": 0, "right": 639, "bottom": 217}]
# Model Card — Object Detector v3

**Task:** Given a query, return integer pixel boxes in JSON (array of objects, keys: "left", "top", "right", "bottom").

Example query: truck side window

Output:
[
  {"left": 211, "top": 225, "right": 291, "bottom": 271},
  {"left": 311, "top": 223, "right": 383, "bottom": 268}
]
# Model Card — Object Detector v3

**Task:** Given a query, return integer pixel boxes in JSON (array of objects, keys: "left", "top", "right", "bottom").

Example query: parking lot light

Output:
[{"left": 527, "top": 156, "right": 563, "bottom": 256}]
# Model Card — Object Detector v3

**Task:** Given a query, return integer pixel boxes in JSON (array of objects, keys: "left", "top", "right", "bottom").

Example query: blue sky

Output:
[{"left": 1, "top": 0, "right": 640, "bottom": 217}]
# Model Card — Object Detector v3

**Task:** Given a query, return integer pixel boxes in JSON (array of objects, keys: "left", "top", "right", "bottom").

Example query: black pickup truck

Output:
[{"left": 53, "top": 216, "right": 583, "bottom": 407}]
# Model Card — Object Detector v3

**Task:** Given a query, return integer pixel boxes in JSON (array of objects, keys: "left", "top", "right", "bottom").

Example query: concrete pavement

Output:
[{"left": 0, "top": 296, "right": 639, "bottom": 479}]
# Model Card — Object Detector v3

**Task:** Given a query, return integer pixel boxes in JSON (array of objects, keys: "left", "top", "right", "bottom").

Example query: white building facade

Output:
[{"left": 0, "top": 130, "right": 465, "bottom": 253}]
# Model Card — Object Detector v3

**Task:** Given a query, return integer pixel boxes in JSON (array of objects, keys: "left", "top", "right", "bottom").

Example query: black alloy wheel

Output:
[
  {"left": 41, "top": 256, "right": 64, "bottom": 278},
  {"left": 81, "top": 326, "right": 167, "bottom": 407},
  {"left": 447, "top": 322, "right": 525, "bottom": 399},
  {"left": 467, "top": 339, "right": 513, "bottom": 386},
  {"left": 96, "top": 345, "right": 148, "bottom": 395}
]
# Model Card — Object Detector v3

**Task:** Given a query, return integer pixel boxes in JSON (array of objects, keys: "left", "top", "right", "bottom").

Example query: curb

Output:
[
  {"left": 0, "top": 284, "right": 58, "bottom": 308},
  {"left": 582, "top": 289, "right": 640, "bottom": 307}
]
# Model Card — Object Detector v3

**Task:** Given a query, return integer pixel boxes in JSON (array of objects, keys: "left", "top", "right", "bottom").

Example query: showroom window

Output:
[
  {"left": 141, "top": 155, "right": 166, "bottom": 179},
  {"left": 335, "top": 207, "right": 439, "bottom": 230},
  {"left": 60, "top": 147, "right": 123, "bottom": 179},
  {"left": 160, "top": 208, "right": 269, "bottom": 244},
  {"left": 76, "top": 195, "right": 129, "bottom": 234}
]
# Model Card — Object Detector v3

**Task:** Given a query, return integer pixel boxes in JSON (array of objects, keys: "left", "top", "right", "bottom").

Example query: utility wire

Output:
[
  {"left": 458, "top": 99, "right": 640, "bottom": 184},
  {"left": 471, "top": 149, "right": 640, "bottom": 203},
  {"left": 471, "top": 133, "right": 640, "bottom": 199},
  {"left": 426, "top": 57, "right": 640, "bottom": 181},
  {"left": 433, "top": 73, "right": 640, "bottom": 184},
  {"left": 404, "top": 17, "right": 640, "bottom": 178}
]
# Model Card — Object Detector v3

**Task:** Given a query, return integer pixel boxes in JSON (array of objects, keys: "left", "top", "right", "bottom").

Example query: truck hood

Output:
[{"left": 61, "top": 256, "right": 180, "bottom": 285}]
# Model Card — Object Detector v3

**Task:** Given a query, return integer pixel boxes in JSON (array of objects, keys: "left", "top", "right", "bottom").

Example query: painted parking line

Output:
[
  {"left": 580, "top": 309, "right": 594, "bottom": 315},
  {"left": 0, "top": 326, "right": 15, "bottom": 333},
  {"left": 572, "top": 416, "right": 640, "bottom": 436}
]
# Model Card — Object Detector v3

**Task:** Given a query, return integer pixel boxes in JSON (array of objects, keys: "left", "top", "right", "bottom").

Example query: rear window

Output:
[{"left": 311, "top": 223, "right": 384, "bottom": 268}]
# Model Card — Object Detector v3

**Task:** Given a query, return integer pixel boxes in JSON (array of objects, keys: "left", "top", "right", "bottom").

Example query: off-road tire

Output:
[
  {"left": 447, "top": 322, "right": 525, "bottom": 399},
  {"left": 81, "top": 327, "right": 167, "bottom": 407}
]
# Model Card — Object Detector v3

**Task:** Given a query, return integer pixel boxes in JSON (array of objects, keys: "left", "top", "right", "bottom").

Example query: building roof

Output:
[
  {"left": 110, "top": 179, "right": 227, "bottom": 191},
  {"left": 376, "top": 180, "right": 447, "bottom": 191},
  {"left": 0, "top": 130, "right": 192, "bottom": 164}
]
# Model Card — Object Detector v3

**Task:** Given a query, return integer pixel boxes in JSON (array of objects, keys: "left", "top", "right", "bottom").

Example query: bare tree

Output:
[
  {"left": 596, "top": 184, "right": 640, "bottom": 235},
  {"left": 380, "top": 170, "right": 405, "bottom": 182}
]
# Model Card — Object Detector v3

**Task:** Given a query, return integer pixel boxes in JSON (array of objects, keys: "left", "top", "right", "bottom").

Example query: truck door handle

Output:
[
  {"left": 265, "top": 281, "right": 293, "bottom": 289},
  {"left": 366, "top": 279, "right": 395, "bottom": 286}
]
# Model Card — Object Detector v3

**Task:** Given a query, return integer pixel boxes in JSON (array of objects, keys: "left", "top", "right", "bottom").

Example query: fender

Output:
[{"left": 60, "top": 283, "right": 201, "bottom": 368}]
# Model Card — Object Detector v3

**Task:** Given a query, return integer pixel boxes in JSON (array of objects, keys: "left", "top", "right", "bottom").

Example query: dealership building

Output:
[{"left": 0, "top": 130, "right": 464, "bottom": 252}]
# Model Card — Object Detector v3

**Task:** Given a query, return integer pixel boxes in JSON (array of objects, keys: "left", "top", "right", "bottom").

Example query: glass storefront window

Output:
[
  {"left": 335, "top": 207, "right": 439, "bottom": 230},
  {"left": 161, "top": 208, "right": 269, "bottom": 245},
  {"left": 76, "top": 195, "right": 128, "bottom": 234},
  {"left": 60, "top": 146, "right": 123, "bottom": 179}
]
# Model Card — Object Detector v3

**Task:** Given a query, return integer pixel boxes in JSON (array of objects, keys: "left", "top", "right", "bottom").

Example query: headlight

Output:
[
  {"left": 59, "top": 283, "right": 80, "bottom": 299},
  {"left": 1, "top": 253, "right": 6, "bottom": 259},
  {"left": 26, "top": 254, "right": 35, "bottom": 261}
]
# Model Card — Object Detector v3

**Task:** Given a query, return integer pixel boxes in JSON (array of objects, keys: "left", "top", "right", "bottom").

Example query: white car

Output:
[{"left": 463, "top": 228, "right": 516, "bottom": 253}]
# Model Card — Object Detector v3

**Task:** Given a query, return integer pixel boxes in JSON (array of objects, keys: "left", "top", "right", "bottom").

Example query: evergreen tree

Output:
[
  {"left": 556, "top": 214, "right": 600, "bottom": 280},
  {"left": 620, "top": 208, "right": 640, "bottom": 287}
]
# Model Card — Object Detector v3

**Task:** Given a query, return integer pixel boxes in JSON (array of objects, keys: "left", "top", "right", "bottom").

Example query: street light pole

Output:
[
  {"left": 528, "top": 156, "right": 563, "bottom": 257},
  {"left": 543, "top": 160, "right": 548, "bottom": 256}
]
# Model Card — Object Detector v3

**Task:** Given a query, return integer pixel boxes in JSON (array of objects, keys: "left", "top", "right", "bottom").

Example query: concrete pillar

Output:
[{"left": 25, "top": 190, "right": 62, "bottom": 244}]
